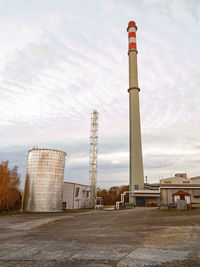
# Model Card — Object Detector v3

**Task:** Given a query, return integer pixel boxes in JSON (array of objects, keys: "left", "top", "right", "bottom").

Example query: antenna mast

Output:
[{"left": 89, "top": 110, "right": 98, "bottom": 206}]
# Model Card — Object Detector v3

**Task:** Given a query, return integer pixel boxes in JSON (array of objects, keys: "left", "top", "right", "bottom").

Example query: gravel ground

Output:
[{"left": 0, "top": 207, "right": 200, "bottom": 266}]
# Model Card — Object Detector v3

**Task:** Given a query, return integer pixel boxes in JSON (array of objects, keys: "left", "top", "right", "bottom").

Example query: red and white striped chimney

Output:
[{"left": 127, "top": 21, "right": 137, "bottom": 51}]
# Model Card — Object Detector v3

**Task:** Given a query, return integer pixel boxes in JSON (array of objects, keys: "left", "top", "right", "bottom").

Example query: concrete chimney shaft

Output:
[{"left": 127, "top": 21, "right": 144, "bottom": 202}]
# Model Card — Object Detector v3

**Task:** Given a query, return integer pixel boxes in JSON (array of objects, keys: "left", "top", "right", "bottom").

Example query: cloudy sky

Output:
[{"left": 0, "top": 0, "right": 200, "bottom": 189}]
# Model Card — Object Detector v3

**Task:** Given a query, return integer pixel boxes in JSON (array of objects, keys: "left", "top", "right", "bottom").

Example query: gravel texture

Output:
[{"left": 0, "top": 207, "right": 200, "bottom": 266}]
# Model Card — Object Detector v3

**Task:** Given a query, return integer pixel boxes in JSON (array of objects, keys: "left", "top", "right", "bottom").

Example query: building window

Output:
[
  {"left": 193, "top": 189, "right": 200, "bottom": 197},
  {"left": 75, "top": 187, "right": 80, "bottom": 197},
  {"left": 86, "top": 191, "right": 89, "bottom": 198},
  {"left": 62, "top": 202, "right": 67, "bottom": 210},
  {"left": 183, "top": 181, "right": 190, "bottom": 184},
  {"left": 165, "top": 181, "right": 171, "bottom": 184},
  {"left": 134, "top": 185, "right": 139, "bottom": 190}
]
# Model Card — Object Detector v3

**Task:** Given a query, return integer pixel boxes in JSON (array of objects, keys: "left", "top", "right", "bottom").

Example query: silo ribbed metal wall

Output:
[{"left": 23, "top": 148, "right": 66, "bottom": 212}]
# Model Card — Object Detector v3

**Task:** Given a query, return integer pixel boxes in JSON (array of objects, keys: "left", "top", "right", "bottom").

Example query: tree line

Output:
[
  {"left": 97, "top": 185, "right": 129, "bottom": 205},
  {"left": 0, "top": 161, "right": 21, "bottom": 211}
]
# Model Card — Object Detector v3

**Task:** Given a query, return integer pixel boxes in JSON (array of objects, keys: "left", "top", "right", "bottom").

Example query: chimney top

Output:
[{"left": 128, "top": 21, "right": 136, "bottom": 27}]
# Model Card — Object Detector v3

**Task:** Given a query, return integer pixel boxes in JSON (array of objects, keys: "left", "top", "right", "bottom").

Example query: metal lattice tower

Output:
[{"left": 89, "top": 110, "right": 98, "bottom": 204}]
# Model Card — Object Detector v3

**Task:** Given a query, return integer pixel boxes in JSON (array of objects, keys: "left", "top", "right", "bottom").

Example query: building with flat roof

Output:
[
  {"left": 160, "top": 174, "right": 200, "bottom": 208},
  {"left": 133, "top": 189, "right": 160, "bottom": 207},
  {"left": 63, "top": 182, "right": 91, "bottom": 210}
]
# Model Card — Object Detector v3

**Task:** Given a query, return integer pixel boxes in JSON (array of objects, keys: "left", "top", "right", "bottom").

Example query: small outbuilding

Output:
[
  {"left": 63, "top": 182, "right": 91, "bottom": 210},
  {"left": 172, "top": 190, "right": 191, "bottom": 205}
]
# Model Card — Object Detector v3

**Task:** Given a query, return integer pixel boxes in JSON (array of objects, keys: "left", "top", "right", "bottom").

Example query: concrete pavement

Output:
[{"left": 0, "top": 208, "right": 200, "bottom": 266}]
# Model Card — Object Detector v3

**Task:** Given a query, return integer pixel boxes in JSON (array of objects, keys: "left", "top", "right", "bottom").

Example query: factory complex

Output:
[
  {"left": 21, "top": 21, "right": 200, "bottom": 213},
  {"left": 22, "top": 146, "right": 200, "bottom": 212},
  {"left": 129, "top": 173, "right": 200, "bottom": 209}
]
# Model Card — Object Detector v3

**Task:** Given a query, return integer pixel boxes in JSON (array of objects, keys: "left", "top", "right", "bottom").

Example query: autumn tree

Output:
[
  {"left": 97, "top": 189, "right": 109, "bottom": 205},
  {"left": 0, "top": 161, "right": 21, "bottom": 211},
  {"left": 97, "top": 185, "right": 129, "bottom": 205}
]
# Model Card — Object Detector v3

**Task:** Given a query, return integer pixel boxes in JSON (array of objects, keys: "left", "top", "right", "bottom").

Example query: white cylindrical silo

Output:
[{"left": 23, "top": 148, "right": 66, "bottom": 212}]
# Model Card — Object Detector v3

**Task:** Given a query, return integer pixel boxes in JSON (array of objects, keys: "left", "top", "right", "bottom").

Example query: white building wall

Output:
[
  {"left": 63, "top": 182, "right": 91, "bottom": 210},
  {"left": 63, "top": 182, "right": 74, "bottom": 209}
]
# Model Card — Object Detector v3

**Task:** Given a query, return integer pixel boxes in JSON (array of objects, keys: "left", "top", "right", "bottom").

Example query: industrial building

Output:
[
  {"left": 160, "top": 173, "right": 200, "bottom": 208},
  {"left": 22, "top": 148, "right": 66, "bottom": 212},
  {"left": 131, "top": 173, "right": 200, "bottom": 208},
  {"left": 63, "top": 182, "right": 91, "bottom": 209},
  {"left": 131, "top": 182, "right": 160, "bottom": 206},
  {"left": 133, "top": 190, "right": 160, "bottom": 207}
]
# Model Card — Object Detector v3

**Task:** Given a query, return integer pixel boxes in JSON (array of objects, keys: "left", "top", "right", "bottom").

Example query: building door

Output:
[
  {"left": 180, "top": 195, "right": 185, "bottom": 200},
  {"left": 136, "top": 197, "right": 145, "bottom": 206},
  {"left": 62, "top": 202, "right": 66, "bottom": 210}
]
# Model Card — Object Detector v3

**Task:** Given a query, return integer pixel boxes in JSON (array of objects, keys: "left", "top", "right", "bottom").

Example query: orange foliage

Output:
[
  {"left": 97, "top": 185, "right": 129, "bottom": 205},
  {"left": 0, "top": 161, "right": 21, "bottom": 211}
]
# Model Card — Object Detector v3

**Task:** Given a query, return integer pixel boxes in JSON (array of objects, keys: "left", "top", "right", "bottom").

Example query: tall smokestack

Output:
[{"left": 127, "top": 21, "right": 144, "bottom": 202}]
